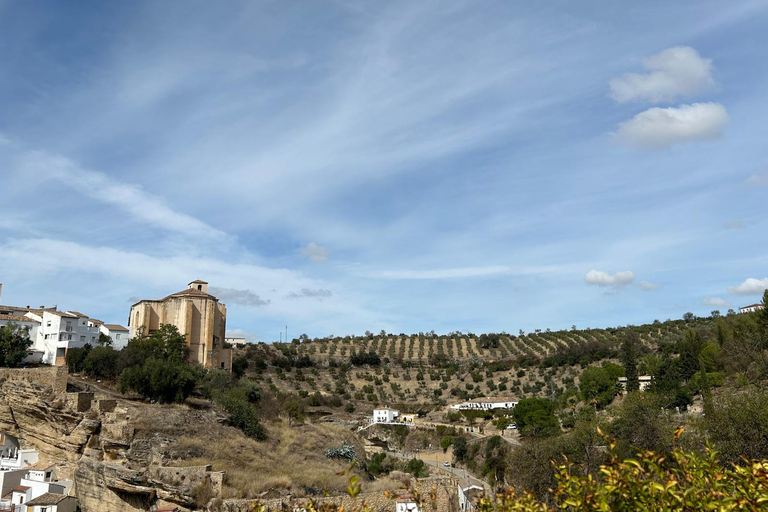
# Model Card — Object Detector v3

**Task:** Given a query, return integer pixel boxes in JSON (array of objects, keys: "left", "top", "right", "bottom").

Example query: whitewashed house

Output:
[
  {"left": 0, "top": 313, "right": 43, "bottom": 363},
  {"left": 224, "top": 337, "right": 247, "bottom": 347},
  {"left": 740, "top": 303, "right": 764, "bottom": 314},
  {"left": 24, "top": 493, "right": 78, "bottom": 512},
  {"left": 395, "top": 494, "right": 419, "bottom": 512},
  {"left": 21, "top": 309, "right": 100, "bottom": 365},
  {"left": 373, "top": 408, "right": 399, "bottom": 424},
  {"left": 617, "top": 375, "right": 653, "bottom": 392},
  {"left": 450, "top": 399, "right": 517, "bottom": 411}
]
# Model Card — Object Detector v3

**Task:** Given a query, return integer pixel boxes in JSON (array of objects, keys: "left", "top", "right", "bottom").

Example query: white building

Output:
[
  {"left": 21, "top": 310, "right": 100, "bottom": 366},
  {"left": 458, "top": 485, "right": 483, "bottom": 512},
  {"left": 8, "top": 462, "right": 72, "bottom": 511},
  {"left": 0, "top": 314, "right": 43, "bottom": 363},
  {"left": 450, "top": 399, "right": 517, "bottom": 411},
  {"left": 225, "top": 337, "right": 247, "bottom": 347},
  {"left": 740, "top": 303, "right": 764, "bottom": 314},
  {"left": 23, "top": 493, "right": 78, "bottom": 512},
  {"left": 373, "top": 408, "right": 399, "bottom": 424},
  {"left": 0, "top": 432, "right": 39, "bottom": 471},
  {"left": 617, "top": 375, "right": 653, "bottom": 392},
  {"left": 395, "top": 494, "right": 419, "bottom": 512},
  {"left": 90, "top": 320, "right": 130, "bottom": 350}
]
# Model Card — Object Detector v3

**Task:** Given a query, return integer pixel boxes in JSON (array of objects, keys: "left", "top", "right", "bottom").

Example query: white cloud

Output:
[
  {"left": 613, "top": 102, "right": 729, "bottom": 150},
  {"left": 702, "top": 297, "right": 730, "bottom": 308},
  {"left": 375, "top": 266, "right": 510, "bottom": 280},
  {"left": 585, "top": 269, "right": 635, "bottom": 287},
  {"left": 723, "top": 219, "right": 745, "bottom": 229},
  {"left": 609, "top": 46, "right": 714, "bottom": 104},
  {"left": 639, "top": 280, "right": 662, "bottom": 291},
  {"left": 746, "top": 173, "right": 768, "bottom": 187},
  {"left": 19, "top": 150, "right": 230, "bottom": 241},
  {"left": 728, "top": 277, "right": 768, "bottom": 295},
  {"left": 299, "top": 242, "right": 330, "bottom": 263}
]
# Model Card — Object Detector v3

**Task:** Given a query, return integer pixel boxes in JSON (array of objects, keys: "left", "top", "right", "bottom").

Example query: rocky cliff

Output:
[{"left": 0, "top": 368, "right": 223, "bottom": 512}]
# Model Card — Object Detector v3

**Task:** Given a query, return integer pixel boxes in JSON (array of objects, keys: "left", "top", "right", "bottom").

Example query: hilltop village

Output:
[{"left": 0, "top": 281, "right": 766, "bottom": 511}]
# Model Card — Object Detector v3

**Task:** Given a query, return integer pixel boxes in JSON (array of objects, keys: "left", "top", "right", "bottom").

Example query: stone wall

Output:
[
  {"left": 215, "top": 477, "right": 458, "bottom": 512},
  {"left": 0, "top": 365, "right": 67, "bottom": 392}
]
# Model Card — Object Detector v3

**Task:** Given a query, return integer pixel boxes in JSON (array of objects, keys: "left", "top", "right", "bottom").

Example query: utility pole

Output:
[
  {"left": 279, "top": 332, "right": 282, "bottom": 343},
  {"left": 285, "top": 325, "right": 288, "bottom": 343}
]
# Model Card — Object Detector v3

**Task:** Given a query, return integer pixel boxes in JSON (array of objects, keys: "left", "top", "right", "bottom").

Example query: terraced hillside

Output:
[{"left": 238, "top": 317, "right": 717, "bottom": 415}]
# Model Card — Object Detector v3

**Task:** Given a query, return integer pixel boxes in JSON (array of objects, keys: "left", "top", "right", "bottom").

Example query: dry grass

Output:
[{"left": 166, "top": 418, "right": 366, "bottom": 499}]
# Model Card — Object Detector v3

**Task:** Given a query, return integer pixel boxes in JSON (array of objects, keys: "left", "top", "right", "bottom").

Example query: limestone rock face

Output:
[
  {"left": 0, "top": 371, "right": 223, "bottom": 512},
  {"left": 0, "top": 379, "right": 98, "bottom": 462}
]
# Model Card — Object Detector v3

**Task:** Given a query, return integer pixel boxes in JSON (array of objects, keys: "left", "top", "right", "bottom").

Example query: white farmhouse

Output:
[
  {"left": 617, "top": 375, "right": 653, "bottom": 392},
  {"left": 740, "top": 303, "right": 764, "bottom": 314},
  {"left": 450, "top": 399, "right": 517, "bottom": 411},
  {"left": 373, "top": 408, "right": 399, "bottom": 424}
]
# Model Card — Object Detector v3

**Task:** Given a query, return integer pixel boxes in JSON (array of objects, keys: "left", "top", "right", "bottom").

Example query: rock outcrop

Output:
[{"left": 0, "top": 368, "right": 223, "bottom": 512}]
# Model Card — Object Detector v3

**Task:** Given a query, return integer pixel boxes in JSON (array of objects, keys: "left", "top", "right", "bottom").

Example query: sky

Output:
[{"left": 1, "top": 1, "right": 767, "bottom": 342}]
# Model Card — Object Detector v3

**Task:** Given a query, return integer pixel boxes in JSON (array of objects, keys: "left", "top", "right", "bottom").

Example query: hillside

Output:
[{"left": 239, "top": 316, "right": 715, "bottom": 411}]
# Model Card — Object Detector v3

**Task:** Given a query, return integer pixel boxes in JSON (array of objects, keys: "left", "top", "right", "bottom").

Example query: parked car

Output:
[{"left": 443, "top": 461, "right": 451, "bottom": 467}]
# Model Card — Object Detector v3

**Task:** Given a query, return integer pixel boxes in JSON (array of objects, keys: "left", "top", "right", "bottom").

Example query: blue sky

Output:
[{"left": 1, "top": 0, "right": 767, "bottom": 341}]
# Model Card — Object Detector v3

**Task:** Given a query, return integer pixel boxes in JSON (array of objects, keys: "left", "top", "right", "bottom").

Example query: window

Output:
[
  {"left": 45, "top": 334, "right": 49, "bottom": 340},
  {"left": 45, "top": 471, "right": 51, "bottom": 479},
  {"left": 198, "top": 284, "right": 202, "bottom": 290},
  {"left": 40, "top": 507, "right": 46, "bottom": 512},
  {"left": 115, "top": 333, "right": 121, "bottom": 339},
  {"left": 67, "top": 334, "right": 73, "bottom": 341},
  {"left": 221, "top": 361, "right": 225, "bottom": 368},
  {"left": 46, "top": 321, "right": 51, "bottom": 327},
  {"left": 80, "top": 336, "right": 86, "bottom": 342}
]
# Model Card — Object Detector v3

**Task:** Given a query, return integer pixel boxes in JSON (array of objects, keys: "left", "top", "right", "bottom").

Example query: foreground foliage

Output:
[{"left": 481, "top": 429, "right": 768, "bottom": 511}]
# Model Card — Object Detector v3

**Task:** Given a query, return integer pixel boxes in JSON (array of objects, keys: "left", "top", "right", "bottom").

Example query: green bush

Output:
[{"left": 117, "top": 358, "right": 198, "bottom": 403}]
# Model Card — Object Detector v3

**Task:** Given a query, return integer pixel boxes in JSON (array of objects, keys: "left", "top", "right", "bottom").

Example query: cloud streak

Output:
[
  {"left": 19, "top": 150, "right": 230, "bottom": 241},
  {"left": 209, "top": 287, "right": 271, "bottom": 307},
  {"left": 285, "top": 288, "right": 333, "bottom": 300}
]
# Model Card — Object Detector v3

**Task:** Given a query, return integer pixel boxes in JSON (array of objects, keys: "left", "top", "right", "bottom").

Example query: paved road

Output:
[{"left": 385, "top": 450, "right": 491, "bottom": 492}]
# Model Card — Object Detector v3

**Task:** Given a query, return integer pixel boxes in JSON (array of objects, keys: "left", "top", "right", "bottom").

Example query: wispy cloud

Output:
[
  {"left": 639, "top": 281, "right": 662, "bottom": 291},
  {"left": 728, "top": 277, "right": 768, "bottom": 295},
  {"left": 609, "top": 46, "right": 715, "bottom": 104},
  {"left": 373, "top": 266, "right": 510, "bottom": 280},
  {"left": 18, "top": 150, "right": 230, "bottom": 241},
  {"left": 209, "top": 287, "right": 271, "bottom": 307},
  {"left": 299, "top": 243, "right": 330, "bottom": 263},
  {"left": 702, "top": 296, "right": 730, "bottom": 308},
  {"left": 613, "top": 103, "right": 729, "bottom": 150},
  {"left": 746, "top": 173, "right": 768, "bottom": 188},
  {"left": 723, "top": 219, "right": 745, "bottom": 229},
  {"left": 285, "top": 288, "right": 333, "bottom": 300}
]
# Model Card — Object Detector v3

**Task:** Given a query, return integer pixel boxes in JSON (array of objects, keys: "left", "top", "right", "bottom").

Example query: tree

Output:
[
  {"left": 683, "top": 312, "right": 695, "bottom": 322},
  {"left": 0, "top": 323, "right": 33, "bottom": 367},
  {"left": 620, "top": 332, "right": 639, "bottom": 392},
  {"left": 677, "top": 328, "right": 705, "bottom": 382},
  {"left": 83, "top": 346, "right": 120, "bottom": 379},
  {"left": 512, "top": 398, "right": 560, "bottom": 438},
  {"left": 579, "top": 363, "right": 624, "bottom": 409},
  {"left": 232, "top": 356, "right": 248, "bottom": 379},
  {"left": 453, "top": 436, "right": 468, "bottom": 462},
  {"left": 284, "top": 396, "right": 306, "bottom": 426},
  {"left": 404, "top": 458, "right": 429, "bottom": 478},
  {"left": 97, "top": 332, "right": 113, "bottom": 347}
]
